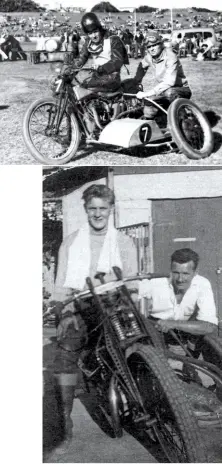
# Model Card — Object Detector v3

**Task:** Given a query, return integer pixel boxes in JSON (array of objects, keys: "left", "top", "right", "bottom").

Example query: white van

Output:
[{"left": 170, "top": 27, "right": 221, "bottom": 50}]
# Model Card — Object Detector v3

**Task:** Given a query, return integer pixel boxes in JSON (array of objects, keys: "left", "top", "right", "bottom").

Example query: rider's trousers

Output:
[{"left": 53, "top": 301, "right": 98, "bottom": 377}]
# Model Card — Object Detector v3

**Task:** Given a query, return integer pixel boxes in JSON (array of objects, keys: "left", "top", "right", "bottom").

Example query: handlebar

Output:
[
  {"left": 65, "top": 272, "right": 168, "bottom": 301},
  {"left": 43, "top": 273, "right": 169, "bottom": 321}
]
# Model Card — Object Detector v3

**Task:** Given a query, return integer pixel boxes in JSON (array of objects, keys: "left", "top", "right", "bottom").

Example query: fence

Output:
[
  {"left": 118, "top": 222, "right": 153, "bottom": 273},
  {"left": 118, "top": 222, "right": 153, "bottom": 316}
]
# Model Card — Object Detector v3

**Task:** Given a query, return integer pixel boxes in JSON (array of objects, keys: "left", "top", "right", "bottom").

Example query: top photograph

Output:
[{"left": 0, "top": 0, "right": 222, "bottom": 166}]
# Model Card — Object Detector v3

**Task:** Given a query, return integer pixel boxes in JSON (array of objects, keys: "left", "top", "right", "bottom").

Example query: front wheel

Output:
[
  {"left": 126, "top": 344, "right": 207, "bottom": 462},
  {"left": 23, "top": 98, "right": 81, "bottom": 165},
  {"left": 168, "top": 98, "right": 214, "bottom": 159}
]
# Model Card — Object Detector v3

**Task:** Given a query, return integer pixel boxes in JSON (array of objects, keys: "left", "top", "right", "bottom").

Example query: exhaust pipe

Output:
[{"left": 108, "top": 375, "right": 123, "bottom": 438}]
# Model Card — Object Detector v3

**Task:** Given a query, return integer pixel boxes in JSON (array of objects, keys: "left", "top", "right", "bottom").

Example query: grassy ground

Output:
[{"left": 0, "top": 55, "right": 222, "bottom": 165}]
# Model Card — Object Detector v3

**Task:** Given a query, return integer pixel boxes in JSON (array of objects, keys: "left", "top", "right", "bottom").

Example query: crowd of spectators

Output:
[{"left": 0, "top": 8, "right": 222, "bottom": 62}]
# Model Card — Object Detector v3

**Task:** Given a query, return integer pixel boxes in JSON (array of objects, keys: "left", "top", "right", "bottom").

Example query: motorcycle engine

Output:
[{"left": 84, "top": 99, "right": 113, "bottom": 131}]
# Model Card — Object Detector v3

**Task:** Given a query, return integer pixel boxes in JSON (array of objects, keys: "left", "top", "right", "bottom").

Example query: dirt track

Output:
[{"left": 0, "top": 57, "right": 222, "bottom": 165}]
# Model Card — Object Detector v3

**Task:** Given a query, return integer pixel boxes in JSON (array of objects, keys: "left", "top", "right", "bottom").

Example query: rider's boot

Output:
[{"left": 54, "top": 374, "right": 77, "bottom": 454}]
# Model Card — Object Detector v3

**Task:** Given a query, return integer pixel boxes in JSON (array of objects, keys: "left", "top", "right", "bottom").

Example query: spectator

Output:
[{"left": 71, "top": 28, "right": 80, "bottom": 59}]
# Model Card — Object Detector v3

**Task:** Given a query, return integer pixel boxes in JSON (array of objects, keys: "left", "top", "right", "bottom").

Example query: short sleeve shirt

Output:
[{"left": 139, "top": 275, "right": 218, "bottom": 325}]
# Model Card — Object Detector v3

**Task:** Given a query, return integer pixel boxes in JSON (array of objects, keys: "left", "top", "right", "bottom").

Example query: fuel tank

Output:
[{"left": 73, "top": 86, "right": 94, "bottom": 101}]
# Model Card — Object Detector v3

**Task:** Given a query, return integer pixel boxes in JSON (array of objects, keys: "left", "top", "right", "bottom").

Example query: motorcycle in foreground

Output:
[
  {"left": 23, "top": 66, "right": 214, "bottom": 165},
  {"left": 44, "top": 269, "right": 207, "bottom": 462}
]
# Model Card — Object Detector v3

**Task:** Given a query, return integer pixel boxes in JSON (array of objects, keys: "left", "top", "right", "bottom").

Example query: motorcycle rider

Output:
[
  {"left": 63, "top": 12, "right": 129, "bottom": 136},
  {"left": 135, "top": 31, "right": 192, "bottom": 118},
  {"left": 64, "top": 12, "right": 129, "bottom": 91},
  {"left": 48, "top": 184, "right": 138, "bottom": 451}
]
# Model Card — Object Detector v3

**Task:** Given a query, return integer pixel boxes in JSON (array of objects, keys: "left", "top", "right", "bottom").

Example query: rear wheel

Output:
[
  {"left": 23, "top": 98, "right": 80, "bottom": 165},
  {"left": 126, "top": 344, "right": 207, "bottom": 463},
  {"left": 168, "top": 98, "right": 214, "bottom": 159}
]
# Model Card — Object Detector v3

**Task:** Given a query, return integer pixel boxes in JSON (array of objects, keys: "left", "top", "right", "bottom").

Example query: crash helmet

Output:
[{"left": 81, "top": 12, "right": 102, "bottom": 34}]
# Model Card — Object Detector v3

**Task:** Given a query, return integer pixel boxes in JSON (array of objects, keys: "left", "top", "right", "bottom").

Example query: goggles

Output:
[{"left": 146, "top": 41, "right": 162, "bottom": 49}]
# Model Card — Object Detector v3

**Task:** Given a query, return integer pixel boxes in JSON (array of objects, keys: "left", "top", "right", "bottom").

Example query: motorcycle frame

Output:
[
  {"left": 76, "top": 276, "right": 164, "bottom": 425},
  {"left": 53, "top": 80, "right": 92, "bottom": 137}
]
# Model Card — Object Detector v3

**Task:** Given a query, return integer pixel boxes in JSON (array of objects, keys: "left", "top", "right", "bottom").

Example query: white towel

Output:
[{"left": 63, "top": 218, "right": 122, "bottom": 290}]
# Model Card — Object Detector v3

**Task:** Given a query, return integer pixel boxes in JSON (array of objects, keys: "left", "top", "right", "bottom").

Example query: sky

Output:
[{"left": 37, "top": 0, "right": 221, "bottom": 12}]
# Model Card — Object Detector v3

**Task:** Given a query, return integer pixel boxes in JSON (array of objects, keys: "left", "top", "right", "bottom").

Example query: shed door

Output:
[{"left": 152, "top": 198, "right": 222, "bottom": 321}]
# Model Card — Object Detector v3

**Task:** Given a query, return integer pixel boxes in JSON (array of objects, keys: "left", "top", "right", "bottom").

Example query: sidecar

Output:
[{"left": 97, "top": 96, "right": 214, "bottom": 160}]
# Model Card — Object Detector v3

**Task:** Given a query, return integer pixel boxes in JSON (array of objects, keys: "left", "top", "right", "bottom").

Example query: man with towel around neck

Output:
[{"left": 48, "top": 184, "right": 138, "bottom": 449}]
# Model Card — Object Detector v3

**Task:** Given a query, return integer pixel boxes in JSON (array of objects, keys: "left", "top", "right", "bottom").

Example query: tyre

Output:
[
  {"left": 168, "top": 98, "right": 214, "bottom": 159},
  {"left": 23, "top": 98, "right": 80, "bottom": 165},
  {"left": 126, "top": 344, "right": 207, "bottom": 463},
  {"left": 143, "top": 317, "right": 166, "bottom": 350}
]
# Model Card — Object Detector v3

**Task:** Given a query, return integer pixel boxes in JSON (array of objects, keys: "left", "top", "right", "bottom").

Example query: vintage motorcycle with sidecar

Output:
[
  {"left": 23, "top": 66, "right": 214, "bottom": 165},
  {"left": 43, "top": 268, "right": 214, "bottom": 462}
]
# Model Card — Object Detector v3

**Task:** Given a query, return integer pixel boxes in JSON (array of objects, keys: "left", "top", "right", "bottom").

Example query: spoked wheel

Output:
[
  {"left": 23, "top": 98, "right": 80, "bottom": 165},
  {"left": 168, "top": 98, "right": 214, "bottom": 159},
  {"left": 126, "top": 344, "right": 207, "bottom": 463}
]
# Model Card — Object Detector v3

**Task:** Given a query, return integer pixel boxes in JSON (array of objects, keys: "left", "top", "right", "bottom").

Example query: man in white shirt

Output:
[{"left": 139, "top": 248, "right": 218, "bottom": 336}]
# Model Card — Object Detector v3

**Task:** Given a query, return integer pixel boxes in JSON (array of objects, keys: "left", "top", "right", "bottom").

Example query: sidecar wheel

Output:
[
  {"left": 168, "top": 98, "right": 214, "bottom": 159},
  {"left": 126, "top": 344, "right": 207, "bottom": 463},
  {"left": 23, "top": 98, "right": 81, "bottom": 165}
]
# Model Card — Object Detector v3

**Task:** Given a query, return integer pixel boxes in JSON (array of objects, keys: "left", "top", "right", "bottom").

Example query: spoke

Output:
[
  {"left": 179, "top": 105, "right": 205, "bottom": 151},
  {"left": 154, "top": 414, "right": 186, "bottom": 462},
  {"left": 133, "top": 360, "right": 187, "bottom": 462},
  {"left": 28, "top": 102, "right": 73, "bottom": 159}
]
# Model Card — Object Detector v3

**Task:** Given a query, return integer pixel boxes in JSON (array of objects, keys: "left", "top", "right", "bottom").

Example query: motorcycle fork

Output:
[
  {"left": 85, "top": 276, "right": 146, "bottom": 410},
  {"left": 54, "top": 91, "right": 69, "bottom": 134},
  {"left": 69, "top": 93, "right": 91, "bottom": 136}
]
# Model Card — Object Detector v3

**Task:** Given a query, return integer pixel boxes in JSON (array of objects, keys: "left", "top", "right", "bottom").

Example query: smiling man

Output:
[
  {"left": 139, "top": 248, "right": 218, "bottom": 335},
  {"left": 135, "top": 31, "right": 192, "bottom": 118},
  {"left": 48, "top": 184, "right": 137, "bottom": 451}
]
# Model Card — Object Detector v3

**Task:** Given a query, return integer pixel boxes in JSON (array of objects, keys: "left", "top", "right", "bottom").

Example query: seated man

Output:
[
  {"left": 139, "top": 248, "right": 218, "bottom": 336},
  {"left": 139, "top": 248, "right": 222, "bottom": 421},
  {"left": 64, "top": 12, "right": 129, "bottom": 92},
  {"left": 135, "top": 31, "right": 192, "bottom": 118}
]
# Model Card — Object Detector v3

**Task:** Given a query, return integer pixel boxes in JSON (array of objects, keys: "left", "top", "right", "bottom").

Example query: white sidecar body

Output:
[{"left": 98, "top": 118, "right": 167, "bottom": 148}]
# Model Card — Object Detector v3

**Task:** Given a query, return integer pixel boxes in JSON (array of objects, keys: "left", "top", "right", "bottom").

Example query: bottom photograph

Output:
[{"left": 43, "top": 166, "right": 222, "bottom": 463}]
